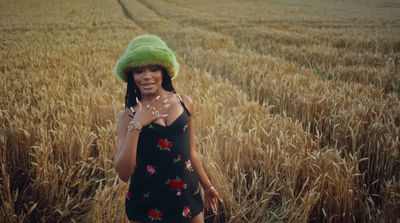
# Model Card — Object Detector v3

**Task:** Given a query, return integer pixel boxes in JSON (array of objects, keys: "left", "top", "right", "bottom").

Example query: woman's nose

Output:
[{"left": 143, "top": 68, "right": 152, "bottom": 78}]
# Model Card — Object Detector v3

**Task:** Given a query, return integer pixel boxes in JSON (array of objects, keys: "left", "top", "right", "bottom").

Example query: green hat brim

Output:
[{"left": 114, "top": 45, "right": 179, "bottom": 82}]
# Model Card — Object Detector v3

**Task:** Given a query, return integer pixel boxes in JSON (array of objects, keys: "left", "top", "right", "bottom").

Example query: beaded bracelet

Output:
[
  {"left": 205, "top": 180, "right": 216, "bottom": 193},
  {"left": 206, "top": 186, "right": 216, "bottom": 193},
  {"left": 128, "top": 120, "right": 142, "bottom": 132}
]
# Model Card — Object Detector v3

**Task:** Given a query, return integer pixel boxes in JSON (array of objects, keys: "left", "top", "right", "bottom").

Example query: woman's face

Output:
[{"left": 132, "top": 64, "right": 164, "bottom": 96}]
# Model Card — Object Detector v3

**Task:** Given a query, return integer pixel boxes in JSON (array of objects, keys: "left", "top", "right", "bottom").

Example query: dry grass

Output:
[
  {"left": 131, "top": 0, "right": 399, "bottom": 216},
  {"left": 1, "top": 0, "right": 399, "bottom": 222},
  {"left": 142, "top": 0, "right": 400, "bottom": 93},
  {"left": 1, "top": 0, "right": 140, "bottom": 221}
]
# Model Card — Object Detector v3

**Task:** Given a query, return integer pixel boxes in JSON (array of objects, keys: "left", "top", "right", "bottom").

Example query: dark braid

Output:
[
  {"left": 124, "top": 70, "right": 139, "bottom": 109},
  {"left": 161, "top": 68, "right": 177, "bottom": 94},
  {"left": 160, "top": 69, "right": 192, "bottom": 117}
]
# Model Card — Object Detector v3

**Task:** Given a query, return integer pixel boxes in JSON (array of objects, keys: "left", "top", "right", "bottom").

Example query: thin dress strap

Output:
[{"left": 175, "top": 93, "right": 192, "bottom": 117}]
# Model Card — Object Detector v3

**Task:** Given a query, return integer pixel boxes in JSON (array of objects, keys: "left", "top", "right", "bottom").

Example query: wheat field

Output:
[{"left": 1, "top": 0, "right": 399, "bottom": 222}]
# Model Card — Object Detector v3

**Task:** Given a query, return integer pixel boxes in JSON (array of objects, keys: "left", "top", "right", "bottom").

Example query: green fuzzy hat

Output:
[{"left": 114, "top": 34, "right": 179, "bottom": 82}]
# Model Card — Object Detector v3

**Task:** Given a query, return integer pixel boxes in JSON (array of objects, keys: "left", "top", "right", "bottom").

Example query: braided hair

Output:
[{"left": 124, "top": 67, "right": 177, "bottom": 109}]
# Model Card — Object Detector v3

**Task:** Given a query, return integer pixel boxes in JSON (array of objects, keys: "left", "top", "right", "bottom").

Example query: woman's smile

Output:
[{"left": 141, "top": 82, "right": 156, "bottom": 90}]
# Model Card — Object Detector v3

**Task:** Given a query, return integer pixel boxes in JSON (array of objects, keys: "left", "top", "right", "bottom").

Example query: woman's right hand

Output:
[{"left": 132, "top": 95, "right": 170, "bottom": 127}]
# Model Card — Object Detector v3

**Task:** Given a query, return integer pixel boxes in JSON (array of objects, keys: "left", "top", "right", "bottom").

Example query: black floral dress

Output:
[{"left": 125, "top": 94, "right": 204, "bottom": 222}]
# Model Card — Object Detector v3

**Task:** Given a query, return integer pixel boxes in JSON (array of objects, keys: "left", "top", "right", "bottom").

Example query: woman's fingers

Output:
[
  {"left": 211, "top": 201, "right": 217, "bottom": 214},
  {"left": 219, "top": 196, "right": 223, "bottom": 203},
  {"left": 152, "top": 98, "right": 170, "bottom": 120},
  {"left": 212, "top": 197, "right": 218, "bottom": 214},
  {"left": 204, "top": 191, "right": 219, "bottom": 215},
  {"left": 152, "top": 103, "right": 170, "bottom": 120},
  {"left": 136, "top": 97, "right": 142, "bottom": 111},
  {"left": 161, "top": 103, "right": 171, "bottom": 112},
  {"left": 148, "top": 95, "right": 169, "bottom": 112},
  {"left": 137, "top": 95, "right": 173, "bottom": 123},
  {"left": 206, "top": 194, "right": 212, "bottom": 208},
  {"left": 157, "top": 98, "right": 170, "bottom": 111},
  {"left": 149, "top": 95, "right": 161, "bottom": 109},
  {"left": 215, "top": 191, "right": 223, "bottom": 203}
]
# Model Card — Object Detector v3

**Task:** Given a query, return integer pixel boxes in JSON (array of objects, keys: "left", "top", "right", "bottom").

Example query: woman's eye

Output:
[
  {"left": 149, "top": 65, "right": 161, "bottom": 71},
  {"left": 133, "top": 68, "right": 144, "bottom": 73}
]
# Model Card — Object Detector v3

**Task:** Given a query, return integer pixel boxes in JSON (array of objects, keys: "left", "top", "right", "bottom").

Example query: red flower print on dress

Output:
[
  {"left": 126, "top": 191, "right": 132, "bottom": 200},
  {"left": 182, "top": 206, "right": 191, "bottom": 218},
  {"left": 185, "top": 160, "right": 194, "bottom": 172},
  {"left": 165, "top": 176, "right": 187, "bottom": 196},
  {"left": 147, "top": 165, "right": 156, "bottom": 175},
  {"left": 157, "top": 138, "right": 173, "bottom": 151},
  {"left": 148, "top": 208, "right": 164, "bottom": 221}
]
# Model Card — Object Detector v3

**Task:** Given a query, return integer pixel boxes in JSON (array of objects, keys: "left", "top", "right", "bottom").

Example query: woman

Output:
[{"left": 113, "top": 34, "right": 221, "bottom": 223}]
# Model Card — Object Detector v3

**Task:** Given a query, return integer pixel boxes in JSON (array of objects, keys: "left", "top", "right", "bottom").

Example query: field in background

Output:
[{"left": 1, "top": 0, "right": 399, "bottom": 222}]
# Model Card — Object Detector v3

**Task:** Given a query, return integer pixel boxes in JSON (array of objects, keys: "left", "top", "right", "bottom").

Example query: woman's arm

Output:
[
  {"left": 114, "top": 110, "right": 140, "bottom": 182},
  {"left": 183, "top": 95, "right": 222, "bottom": 214},
  {"left": 182, "top": 95, "right": 214, "bottom": 191}
]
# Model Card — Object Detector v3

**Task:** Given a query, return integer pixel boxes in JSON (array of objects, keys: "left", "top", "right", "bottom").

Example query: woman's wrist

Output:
[
  {"left": 128, "top": 119, "right": 142, "bottom": 132},
  {"left": 206, "top": 185, "right": 215, "bottom": 193},
  {"left": 204, "top": 180, "right": 215, "bottom": 192},
  {"left": 132, "top": 112, "right": 148, "bottom": 127}
]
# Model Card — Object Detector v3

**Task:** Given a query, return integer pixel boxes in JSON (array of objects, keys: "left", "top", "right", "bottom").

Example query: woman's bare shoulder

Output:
[
  {"left": 180, "top": 94, "right": 195, "bottom": 113},
  {"left": 181, "top": 94, "right": 193, "bottom": 103}
]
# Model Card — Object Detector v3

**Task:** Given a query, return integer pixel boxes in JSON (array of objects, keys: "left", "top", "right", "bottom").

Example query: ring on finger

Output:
[{"left": 152, "top": 110, "right": 160, "bottom": 116}]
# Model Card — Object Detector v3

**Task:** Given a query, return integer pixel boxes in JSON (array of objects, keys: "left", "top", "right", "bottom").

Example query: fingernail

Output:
[
  {"left": 163, "top": 99, "right": 168, "bottom": 103},
  {"left": 136, "top": 97, "right": 139, "bottom": 103},
  {"left": 155, "top": 95, "right": 160, "bottom": 100},
  {"left": 164, "top": 104, "right": 170, "bottom": 108}
]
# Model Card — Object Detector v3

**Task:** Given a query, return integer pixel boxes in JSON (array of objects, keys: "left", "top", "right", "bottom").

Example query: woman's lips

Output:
[{"left": 142, "top": 83, "right": 155, "bottom": 90}]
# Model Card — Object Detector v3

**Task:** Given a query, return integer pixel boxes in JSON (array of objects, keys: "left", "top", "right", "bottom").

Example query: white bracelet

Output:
[
  {"left": 206, "top": 186, "right": 216, "bottom": 193},
  {"left": 128, "top": 120, "right": 142, "bottom": 132}
]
